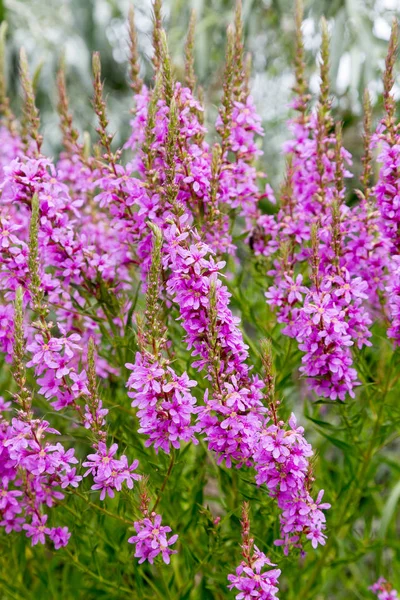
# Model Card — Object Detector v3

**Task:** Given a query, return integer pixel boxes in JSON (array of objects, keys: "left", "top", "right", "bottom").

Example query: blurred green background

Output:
[{"left": 2, "top": 0, "right": 400, "bottom": 184}]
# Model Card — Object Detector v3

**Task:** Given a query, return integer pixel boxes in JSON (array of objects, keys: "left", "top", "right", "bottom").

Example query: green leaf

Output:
[{"left": 379, "top": 480, "right": 400, "bottom": 539}]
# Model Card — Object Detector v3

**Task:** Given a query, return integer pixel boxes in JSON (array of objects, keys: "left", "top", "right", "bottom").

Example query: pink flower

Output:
[
  {"left": 49, "top": 526, "right": 71, "bottom": 549},
  {"left": 128, "top": 512, "right": 178, "bottom": 565},
  {"left": 23, "top": 514, "right": 51, "bottom": 546}
]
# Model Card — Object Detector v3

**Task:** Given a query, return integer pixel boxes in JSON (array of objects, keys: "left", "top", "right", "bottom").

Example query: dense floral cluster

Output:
[
  {"left": 127, "top": 353, "right": 199, "bottom": 452},
  {"left": 228, "top": 547, "right": 280, "bottom": 600},
  {"left": 125, "top": 222, "right": 199, "bottom": 453},
  {"left": 128, "top": 511, "right": 178, "bottom": 565},
  {"left": 164, "top": 216, "right": 267, "bottom": 466},
  {"left": 0, "top": 401, "right": 79, "bottom": 547},
  {"left": 252, "top": 22, "right": 382, "bottom": 401},
  {"left": 372, "top": 24, "right": 400, "bottom": 346},
  {"left": 370, "top": 579, "right": 399, "bottom": 600},
  {"left": 83, "top": 442, "right": 141, "bottom": 500},
  {"left": 254, "top": 413, "right": 330, "bottom": 552},
  {"left": 266, "top": 267, "right": 372, "bottom": 400}
]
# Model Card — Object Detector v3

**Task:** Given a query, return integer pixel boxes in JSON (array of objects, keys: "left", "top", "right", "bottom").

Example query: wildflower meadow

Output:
[{"left": 0, "top": 1, "right": 399, "bottom": 598}]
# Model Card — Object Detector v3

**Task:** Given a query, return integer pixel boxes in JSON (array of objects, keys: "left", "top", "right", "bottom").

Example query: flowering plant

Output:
[{"left": 0, "top": 1, "right": 399, "bottom": 598}]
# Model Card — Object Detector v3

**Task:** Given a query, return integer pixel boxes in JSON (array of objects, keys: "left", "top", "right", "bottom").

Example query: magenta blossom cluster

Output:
[
  {"left": 0, "top": 401, "right": 80, "bottom": 548},
  {"left": 163, "top": 215, "right": 266, "bottom": 467},
  {"left": 83, "top": 442, "right": 141, "bottom": 501},
  {"left": 212, "top": 94, "right": 269, "bottom": 252},
  {"left": 128, "top": 511, "right": 178, "bottom": 565},
  {"left": 26, "top": 329, "right": 83, "bottom": 410},
  {"left": 373, "top": 124, "right": 400, "bottom": 250},
  {"left": 266, "top": 268, "right": 372, "bottom": 400},
  {"left": 109, "top": 81, "right": 214, "bottom": 280},
  {"left": 121, "top": 73, "right": 270, "bottom": 266},
  {"left": 126, "top": 352, "right": 199, "bottom": 453},
  {"left": 247, "top": 49, "right": 388, "bottom": 401},
  {"left": 250, "top": 112, "right": 352, "bottom": 262},
  {"left": 227, "top": 546, "right": 281, "bottom": 600},
  {"left": 0, "top": 145, "right": 129, "bottom": 382},
  {"left": 373, "top": 119, "right": 400, "bottom": 344},
  {"left": 260, "top": 113, "right": 374, "bottom": 399},
  {"left": 254, "top": 413, "right": 330, "bottom": 553},
  {"left": 370, "top": 578, "right": 399, "bottom": 600},
  {"left": 342, "top": 177, "right": 389, "bottom": 311}
]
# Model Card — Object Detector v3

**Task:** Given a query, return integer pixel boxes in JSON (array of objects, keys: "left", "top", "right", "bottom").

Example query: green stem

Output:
[
  {"left": 63, "top": 548, "right": 133, "bottom": 595},
  {"left": 71, "top": 489, "right": 133, "bottom": 525},
  {"left": 141, "top": 571, "right": 166, "bottom": 600},
  {"left": 152, "top": 450, "right": 176, "bottom": 512},
  {"left": 0, "top": 578, "right": 25, "bottom": 600}
]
